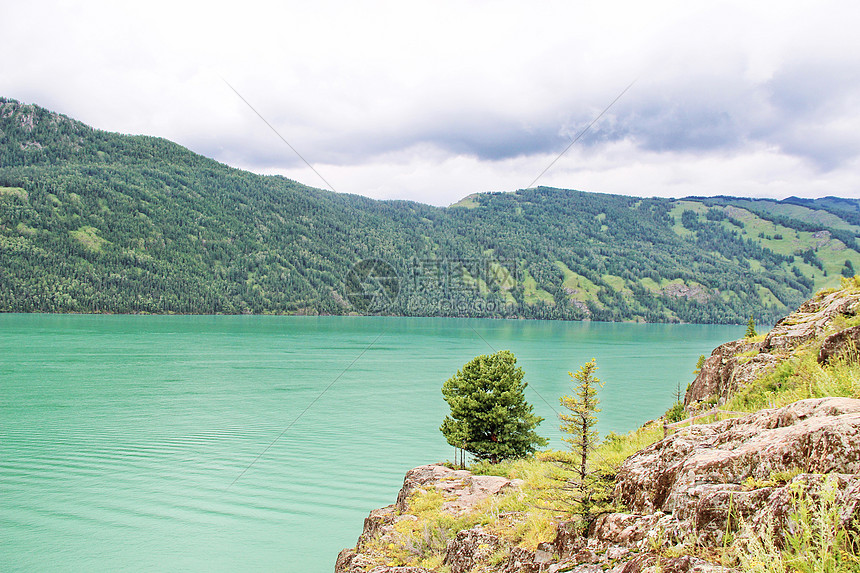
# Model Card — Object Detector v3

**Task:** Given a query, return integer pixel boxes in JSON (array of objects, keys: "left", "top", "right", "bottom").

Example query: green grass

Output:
[
  {"left": 69, "top": 226, "right": 109, "bottom": 252},
  {"left": 757, "top": 285, "right": 781, "bottom": 307},
  {"left": 726, "top": 206, "right": 859, "bottom": 293},
  {"left": 591, "top": 422, "right": 664, "bottom": 477},
  {"left": 449, "top": 193, "right": 480, "bottom": 208},
  {"left": 668, "top": 200, "right": 707, "bottom": 237},
  {"left": 735, "top": 476, "right": 860, "bottom": 572},
  {"left": 666, "top": 202, "right": 860, "bottom": 294},
  {"left": 521, "top": 269, "right": 555, "bottom": 305},
  {"left": 554, "top": 261, "right": 601, "bottom": 305},
  {"left": 639, "top": 277, "right": 660, "bottom": 291},
  {"left": 742, "top": 467, "right": 803, "bottom": 490},
  {"left": 602, "top": 273, "right": 627, "bottom": 292},
  {"left": 488, "top": 261, "right": 517, "bottom": 291},
  {"left": 361, "top": 455, "right": 562, "bottom": 571},
  {"left": 0, "top": 186, "right": 28, "bottom": 200},
  {"left": 762, "top": 202, "right": 860, "bottom": 233},
  {"left": 714, "top": 199, "right": 860, "bottom": 235},
  {"left": 726, "top": 347, "right": 860, "bottom": 413}
]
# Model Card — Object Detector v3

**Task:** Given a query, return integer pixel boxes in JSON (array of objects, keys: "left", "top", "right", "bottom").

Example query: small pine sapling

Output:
[
  {"left": 746, "top": 316, "right": 757, "bottom": 339},
  {"left": 553, "top": 359, "right": 615, "bottom": 529}
]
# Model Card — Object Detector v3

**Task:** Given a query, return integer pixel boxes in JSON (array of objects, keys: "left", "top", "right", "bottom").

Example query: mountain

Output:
[{"left": 2, "top": 97, "right": 859, "bottom": 323}]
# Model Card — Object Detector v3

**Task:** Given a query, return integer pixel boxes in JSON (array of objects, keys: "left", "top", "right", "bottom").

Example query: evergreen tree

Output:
[
  {"left": 559, "top": 359, "right": 603, "bottom": 483},
  {"left": 552, "top": 359, "right": 614, "bottom": 529},
  {"left": 746, "top": 315, "right": 757, "bottom": 338},
  {"left": 694, "top": 354, "right": 706, "bottom": 375},
  {"left": 440, "top": 417, "right": 469, "bottom": 469},
  {"left": 440, "top": 350, "right": 546, "bottom": 463}
]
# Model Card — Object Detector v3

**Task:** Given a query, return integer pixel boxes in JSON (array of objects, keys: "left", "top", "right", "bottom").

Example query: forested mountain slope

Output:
[{"left": 2, "top": 97, "right": 858, "bottom": 323}]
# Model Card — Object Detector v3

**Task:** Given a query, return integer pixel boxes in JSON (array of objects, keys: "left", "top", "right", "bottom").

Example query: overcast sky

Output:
[{"left": 4, "top": 0, "right": 860, "bottom": 205}]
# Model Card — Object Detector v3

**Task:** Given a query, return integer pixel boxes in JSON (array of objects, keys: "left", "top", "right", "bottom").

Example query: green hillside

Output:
[{"left": 1, "top": 97, "right": 857, "bottom": 323}]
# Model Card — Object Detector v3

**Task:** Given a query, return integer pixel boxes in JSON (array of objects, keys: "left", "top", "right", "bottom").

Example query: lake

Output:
[{"left": 0, "top": 314, "right": 743, "bottom": 572}]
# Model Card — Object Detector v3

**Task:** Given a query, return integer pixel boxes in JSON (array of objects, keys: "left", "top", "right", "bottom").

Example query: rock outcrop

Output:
[
  {"left": 614, "top": 397, "right": 860, "bottom": 546},
  {"left": 336, "top": 463, "right": 733, "bottom": 572},
  {"left": 336, "top": 464, "right": 526, "bottom": 573},
  {"left": 683, "top": 338, "right": 779, "bottom": 405},
  {"left": 686, "top": 288, "right": 860, "bottom": 406},
  {"left": 661, "top": 282, "right": 712, "bottom": 304},
  {"left": 394, "top": 464, "right": 522, "bottom": 515},
  {"left": 762, "top": 288, "right": 860, "bottom": 353},
  {"left": 444, "top": 529, "right": 502, "bottom": 573},
  {"left": 818, "top": 325, "right": 860, "bottom": 364}
]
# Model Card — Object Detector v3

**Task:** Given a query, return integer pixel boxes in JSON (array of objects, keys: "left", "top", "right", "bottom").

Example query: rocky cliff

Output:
[
  {"left": 685, "top": 286, "right": 860, "bottom": 407},
  {"left": 614, "top": 397, "right": 860, "bottom": 548},
  {"left": 337, "top": 283, "right": 860, "bottom": 572}
]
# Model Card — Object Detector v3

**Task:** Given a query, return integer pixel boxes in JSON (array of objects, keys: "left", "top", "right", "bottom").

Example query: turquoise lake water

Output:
[{"left": 0, "top": 314, "right": 743, "bottom": 572}]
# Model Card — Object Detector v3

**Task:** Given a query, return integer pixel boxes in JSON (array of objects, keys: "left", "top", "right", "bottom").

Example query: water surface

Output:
[{"left": 0, "top": 315, "right": 742, "bottom": 572}]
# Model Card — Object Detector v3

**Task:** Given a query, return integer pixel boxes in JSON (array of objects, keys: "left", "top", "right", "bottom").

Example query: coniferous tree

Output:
[
  {"left": 746, "top": 315, "right": 757, "bottom": 338},
  {"left": 559, "top": 359, "right": 603, "bottom": 484},
  {"left": 440, "top": 417, "right": 469, "bottom": 468},
  {"left": 694, "top": 354, "right": 706, "bottom": 375},
  {"left": 551, "top": 359, "right": 615, "bottom": 530},
  {"left": 440, "top": 350, "right": 546, "bottom": 463}
]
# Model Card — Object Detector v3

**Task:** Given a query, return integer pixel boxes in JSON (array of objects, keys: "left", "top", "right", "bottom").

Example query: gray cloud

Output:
[
  {"left": 2, "top": 0, "right": 860, "bottom": 205},
  {"left": 756, "top": 58, "right": 860, "bottom": 169}
]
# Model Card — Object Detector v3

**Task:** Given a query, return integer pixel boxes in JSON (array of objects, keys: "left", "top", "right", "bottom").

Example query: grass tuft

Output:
[
  {"left": 727, "top": 350, "right": 860, "bottom": 413},
  {"left": 735, "top": 476, "right": 860, "bottom": 572}
]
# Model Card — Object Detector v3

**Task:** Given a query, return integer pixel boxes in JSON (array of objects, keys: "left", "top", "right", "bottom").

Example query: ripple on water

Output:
[{"left": 0, "top": 314, "right": 742, "bottom": 572}]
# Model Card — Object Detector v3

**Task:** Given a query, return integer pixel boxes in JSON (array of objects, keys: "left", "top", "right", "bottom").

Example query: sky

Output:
[{"left": 3, "top": 0, "right": 860, "bottom": 206}]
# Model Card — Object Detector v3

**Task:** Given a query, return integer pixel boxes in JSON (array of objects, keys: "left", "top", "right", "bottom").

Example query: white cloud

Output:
[{"left": 3, "top": 0, "right": 860, "bottom": 205}]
